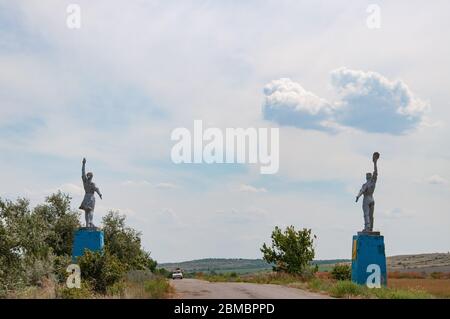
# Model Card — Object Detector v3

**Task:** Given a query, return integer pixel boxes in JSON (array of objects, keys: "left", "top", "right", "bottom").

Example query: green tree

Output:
[
  {"left": 102, "top": 211, "right": 157, "bottom": 271},
  {"left": 33, "top": 192, "right": 80, "bottom": 256},
  {"left": 77, "top": 250, "right": 126, "bottom": 293},
  {"left": 261, "top": 225, "right": 316, "bottom": 274},
  {"left": 0, "top": 192, "right": 79, "bottom": 293}
]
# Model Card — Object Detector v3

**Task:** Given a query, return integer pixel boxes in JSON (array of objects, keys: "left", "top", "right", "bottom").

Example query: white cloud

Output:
[
  {"left": 155, "top": 182, "right": 179, "bottom": 189},
  {"left": 122, "top": 181, "right": 179, "bottom": 189},
  {"left": 263, "top": 78, "right": 333, "bottom": 130},
  {"left": 427, "top": 174, "right": 448, "bottom": 185},
  {"left": 331, "top": 67, "right": 430, "bottom": 134},
  {"left": 380, "top": 208, "right": 411, "bottom": 220},
  {"left": 263, "top": 68, "right": 430, "bottom": 135},
  {"left": 237, "top": 184, "right": 268, "bottom": 193},
  {"left": 122, "top": 180, "right": 151, "bottom": 187}
]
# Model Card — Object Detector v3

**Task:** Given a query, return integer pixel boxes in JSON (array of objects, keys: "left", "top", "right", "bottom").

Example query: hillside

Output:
[
  {"left": 387, "top": 253, "right": 450, "bottom": 273},
  {"left": 159, "top": 253, "right": 450, "bottom": 274},
  {"left": 159, "top": 258, "right": 350, "bottom": 274}
]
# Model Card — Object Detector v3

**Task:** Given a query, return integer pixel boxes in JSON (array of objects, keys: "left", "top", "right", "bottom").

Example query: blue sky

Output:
[{"left": 1, "top": 0, "right": 449, "bottom": 262}]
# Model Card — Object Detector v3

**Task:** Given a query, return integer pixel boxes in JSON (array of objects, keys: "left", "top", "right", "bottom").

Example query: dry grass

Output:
[
  {"left": 388, "top": 278, "right": 450, "bottom": 298},
  {"left": 388, "top": 271, "right": 426, "bottom": 279}
]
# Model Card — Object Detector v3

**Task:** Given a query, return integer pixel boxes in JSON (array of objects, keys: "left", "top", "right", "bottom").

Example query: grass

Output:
[
  {"left": 388, "top": 278, "right": 450, "bottom": 298},
  {"left": 5, "top": 271, "right": 173, "bottom": 299},
  {"left": 118, "top": 271, "right": 173, "bottom": 299},
  {"left": 144, "top": 277, "right": 173, "bottom": 298},
  {"left": 201, "top": 271, "right": 438, "bottom": 299}
]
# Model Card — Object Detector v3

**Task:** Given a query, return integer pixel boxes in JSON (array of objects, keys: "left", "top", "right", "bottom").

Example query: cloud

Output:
[
  {"left": 263, "top": 68, "right": 430, "bottom": 135},
  {"left": 427, "top": 174, "right": 448, "bottom": 185},
  {"left": 122, "top": 181, "right": 179, "bottom": 189},
  {"left": 155, "top": 208, "right": 183, "bottom": 227},
  {"left": 263, "top": 78, "right": 333, "bottom": 130},
  {"left": 381, "top": 208, "right": 410, "bottom": 219},
  {"left": 331, "top": 68, "right": 429, "bottom": 134},
  {"left": 215, "top": 207, "right": 269, "bottom": 224},
  {"left": 237, "top": 184, "right": 268, "bottom": 193},
  {"left": 122, "top": 180, "right": 152, "bottom": 187},
  {"left": 155, "top": 182, "right": 179, "bottom": 189}
]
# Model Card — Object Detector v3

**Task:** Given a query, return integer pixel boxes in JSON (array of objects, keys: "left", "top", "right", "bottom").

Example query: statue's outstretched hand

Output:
[
  {"left": 355, "top": 196, "right": 359, "bottom": 203},
  {"left": 372, "top": 152, "right": 380, "bottom": 163},
  {"left": 82, "top": 157, "right": 86, "bottom": 164}
]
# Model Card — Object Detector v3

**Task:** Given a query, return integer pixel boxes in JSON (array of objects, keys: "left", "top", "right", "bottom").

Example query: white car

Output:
[{"left": 172, "top": 269, "right": 183, "bottom": 280}]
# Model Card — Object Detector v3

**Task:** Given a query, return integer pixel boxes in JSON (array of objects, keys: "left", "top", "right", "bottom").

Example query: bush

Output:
[
  {"left": 331, "top": 264, "right": 351, "bottom": 281},
  {"left": 77, "top": 250, "right": 126, "bottom": 293},
  {"left": 0, "top": 193, "right": 80, "bottom": 294},
  {"left": 144, "top": 277, "right": 172, "bottom": 299},
  {"left": 102, "top": 212, "right": 157, "bottom": 271},
  {"left": 261, "top": 225, "right": 316, "bottom": 275},
  {"left": 330, "top": 280, "right": 368, "bottom": 298},
  {"left": 57, "top": 282, "right": 93, "bottom": 299},
  {"left": 126, "top": 269, "right": 156, "bottom": 283}
]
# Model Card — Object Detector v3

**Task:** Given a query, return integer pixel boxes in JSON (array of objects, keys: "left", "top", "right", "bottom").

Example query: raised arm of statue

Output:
[
  {"left": 82, "top": 158, "right": 87, "bottom": 182},
  {"left": 372, "top": 158, "right": 378, "bottom": 182}
]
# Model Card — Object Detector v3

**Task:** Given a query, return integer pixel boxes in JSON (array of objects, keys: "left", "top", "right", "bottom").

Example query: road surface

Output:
[{"left": 170, "top": 279, "right": 331, "bottom": 299}]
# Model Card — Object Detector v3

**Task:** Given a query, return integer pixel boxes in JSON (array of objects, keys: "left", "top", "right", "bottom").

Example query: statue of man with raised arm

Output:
[
  {"left": 79, "top": 158, "right": 102, "bottom": 228},
  {"left": 356, "top": 152, "right": 380, "bottom": 232}
]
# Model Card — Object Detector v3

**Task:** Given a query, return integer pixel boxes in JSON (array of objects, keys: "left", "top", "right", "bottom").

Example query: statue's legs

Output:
[
  {"left": 362, "top": 199, "right": 371, "bottom": 231},
  {"left": 88, "top": 210, "right": 94, "bottom": 227},
  {"left": 369, "top": 201, "right": 375, "bottom": 231},
  {"left": 84, "top": 209, "right": 94, "bottom": 227},
  {"left": 84, "top": 209, "right": 90, "bottom": 227}
]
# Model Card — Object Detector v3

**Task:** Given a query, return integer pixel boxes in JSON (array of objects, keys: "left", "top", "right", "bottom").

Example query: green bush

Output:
[
  {"left": 57, "top": 282, "right": 93, "bottom": 299},
  {"left": 102, "top": 212, "right": 157, "bottom": 271},
  {"left": 144, "top": 277, "right": 171, "bottom": 299},
  {"left": 77, "top": 250, "right": 126, "bottom": 293},
  {"left": 330, "top": 280, "right": 368, "bottom": 298},
  {"left": 331, "top": 264, "right": 351, "bottom": 281},
  {"left": 261, "top": 226, "right": 316, "bottom": 275},
  {"left": 126, "top": 269, "right": 156, "bottom": 283}
]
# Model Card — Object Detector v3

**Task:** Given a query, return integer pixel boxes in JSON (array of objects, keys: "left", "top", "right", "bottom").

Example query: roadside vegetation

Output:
[
  {"left": 198, "top": 269, "right": 439, "bottom": 299},
  {"left": 0, "top": 192, "right": 171, "bottom": 299},
  {"left": 196, "top": 225, "right": 447, "bottom": 299}
]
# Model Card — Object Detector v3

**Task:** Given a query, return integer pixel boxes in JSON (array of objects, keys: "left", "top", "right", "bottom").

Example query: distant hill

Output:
[
  {"left": 159, "top": 253, "right": 450, "bottom": 274},
  {"left": 158, "top": 258, "right": 351, "bottom": 274},
  {"left": 387, "top": 253, "right": 450, "bottom": 273}
]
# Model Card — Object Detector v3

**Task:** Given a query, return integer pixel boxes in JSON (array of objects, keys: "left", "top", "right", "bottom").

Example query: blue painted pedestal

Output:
[
  {"left": 72, "top": 228, "right": 104, "bottom": 262},
  {"left": 351, "top": 232, "right": 387, "bottom": 286}
]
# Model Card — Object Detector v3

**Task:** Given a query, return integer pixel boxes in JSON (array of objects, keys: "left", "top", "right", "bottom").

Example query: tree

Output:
[
  {"left": 102, "top": 211, "right": 157, "bottom": 272},
  {"left": 261, "top": 225, "right": 316, "bottom": 274},
  {"left": 77, "top": 250, "right": 126, "bottom": 293}
]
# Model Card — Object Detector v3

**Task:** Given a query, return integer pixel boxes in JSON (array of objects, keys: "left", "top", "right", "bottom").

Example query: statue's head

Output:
[
  {"left": 87, "top": 172, "right": 93, "bottom": 181},
  {"left": 366, "top": 172, "right": 372, "bottom": 181}
]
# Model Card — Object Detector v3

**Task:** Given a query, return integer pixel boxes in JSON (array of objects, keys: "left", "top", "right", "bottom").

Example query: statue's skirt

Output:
[{"left": 79, "top": 193, "right": 95, "bottom": 211}]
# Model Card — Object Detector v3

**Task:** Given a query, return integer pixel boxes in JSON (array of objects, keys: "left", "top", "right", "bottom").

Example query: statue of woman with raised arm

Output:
[{"left": 79, "top": 158, "right": 102, "bottom": 228}]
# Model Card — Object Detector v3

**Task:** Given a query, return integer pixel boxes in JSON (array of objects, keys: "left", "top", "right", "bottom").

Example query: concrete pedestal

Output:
[
  {"left": 72, "top": 227, "right": 104, "bottom": 262},
  {"left": 351, "top": 232, "right": 387, "bottom": 287}
]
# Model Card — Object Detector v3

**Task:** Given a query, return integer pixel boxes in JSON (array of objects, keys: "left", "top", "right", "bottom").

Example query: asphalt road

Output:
[{"left": 170, "top": 278, "right": 331, "bottom": 299}]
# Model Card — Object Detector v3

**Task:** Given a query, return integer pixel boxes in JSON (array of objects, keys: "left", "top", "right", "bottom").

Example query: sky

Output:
[{"left": 0, "top": 0, "right": 449, "bottom": 263}]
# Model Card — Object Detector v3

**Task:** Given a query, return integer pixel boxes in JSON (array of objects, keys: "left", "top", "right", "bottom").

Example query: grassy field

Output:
[
  {"left": 388, "top": 279, "right": 450, "bottom": 298},
  {"left": 198, "top": 271, "right": 450, "bottom": 299}
]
